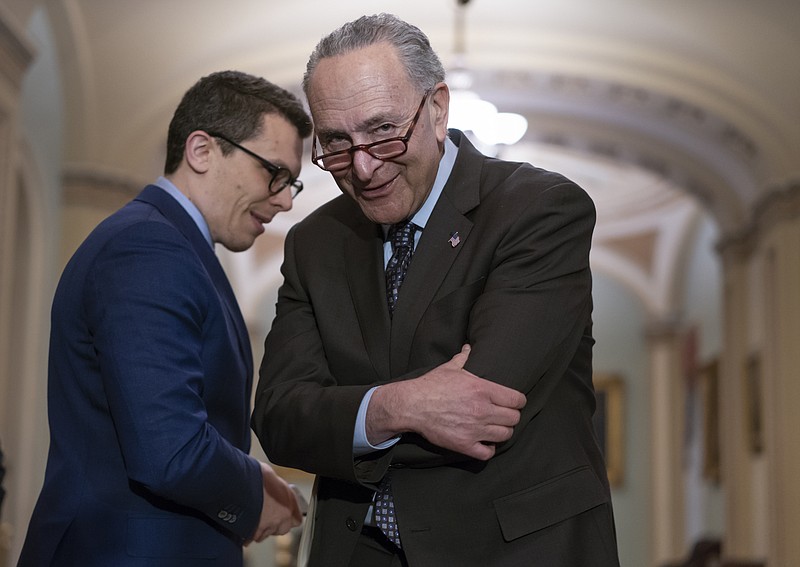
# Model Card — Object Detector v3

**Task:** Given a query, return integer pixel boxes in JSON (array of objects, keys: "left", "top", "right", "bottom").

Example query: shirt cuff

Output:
[{"left": 353, "top": 386, "right": 401, "bottom": 457}]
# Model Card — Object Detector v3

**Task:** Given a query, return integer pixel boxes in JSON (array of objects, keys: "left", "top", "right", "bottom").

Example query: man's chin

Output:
[
  {"left": 220, "top": 237, "right": 256, "bottom": 253},
  {"left": 357, "top": 201, "right": 412, "bottom": 225}
]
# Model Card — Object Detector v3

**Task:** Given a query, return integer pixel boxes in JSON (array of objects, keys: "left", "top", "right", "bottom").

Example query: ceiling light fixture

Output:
[{"left": 446, "top": 0, "right": 528, "bottom": 147}]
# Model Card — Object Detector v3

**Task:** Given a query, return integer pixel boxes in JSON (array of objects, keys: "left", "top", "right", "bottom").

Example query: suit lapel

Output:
[
  {"left": 389, "top": 132, "right": 483, "bottom": 375},
  {"left": 135, "top": 185, "right": 254, "bottom": 381},
  {"left": 345, "top": 216, "right": 392, "bottom": 382}
]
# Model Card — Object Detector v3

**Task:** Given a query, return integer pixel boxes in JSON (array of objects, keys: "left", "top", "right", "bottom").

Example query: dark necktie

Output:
[
  {"left": 374, "top": 220, "right": 418, "bottom": 548},
  {"left": 385, "top": 220, "right": 418, "bottom": 316}
]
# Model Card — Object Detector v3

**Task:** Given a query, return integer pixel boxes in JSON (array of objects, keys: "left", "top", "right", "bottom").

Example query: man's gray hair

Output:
[{"left": 303, "top": 13, "right": 445, "bottom": 95}]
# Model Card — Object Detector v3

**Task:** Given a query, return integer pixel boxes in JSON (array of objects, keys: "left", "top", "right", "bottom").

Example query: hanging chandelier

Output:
[{"left": 446, "top": 0, "right": 528, "bottom": 146}]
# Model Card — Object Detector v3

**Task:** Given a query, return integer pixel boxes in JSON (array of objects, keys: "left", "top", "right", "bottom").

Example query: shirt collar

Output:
[{"left": 153, "top": 176, "right": 214, "bottom": 249}]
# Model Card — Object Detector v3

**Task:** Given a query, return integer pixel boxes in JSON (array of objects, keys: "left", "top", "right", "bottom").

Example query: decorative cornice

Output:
[
  {"left": 716, "top": 179, "right": 800, "bottom": 260},
  {"left": 478, "top": 69, "right": 761, "bottom": 166},
  {"left": 479, "top": 69, "right": 759, "bottom": 233},
  {"left": 753, "top": 179, "right": 800, "bottom": 227}
]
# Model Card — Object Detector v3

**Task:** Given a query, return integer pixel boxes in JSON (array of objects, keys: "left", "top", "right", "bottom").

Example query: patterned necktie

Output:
[
  {"left": 373, "top": 220, "right": 417, "bottom": 548},
  {"left": 374, "top": 472, "right": 402, "bottom": 548},
  {"left": 385, "top": 220, "right": 418, "bottom": 316}
]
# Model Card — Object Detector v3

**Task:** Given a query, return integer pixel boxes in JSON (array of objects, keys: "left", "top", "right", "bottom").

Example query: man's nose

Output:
[
  {"left": 350, "top": 148, "right": 383, "bottom": 182},
  {"left": 272, "top": 186, "right": 293, "bottom": 212}
]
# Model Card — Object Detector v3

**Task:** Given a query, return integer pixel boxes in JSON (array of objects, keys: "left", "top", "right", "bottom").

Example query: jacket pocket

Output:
[{"left": 493, "top": 465, "right": 608, "bottom": 542}]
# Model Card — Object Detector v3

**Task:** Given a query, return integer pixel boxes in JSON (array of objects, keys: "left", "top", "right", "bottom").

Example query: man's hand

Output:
[
  {"left": 245, "top": 462, "right": 303, "bottom": 545},
  {"left": 367, "top": 345, "right": 527, "bottom": 460}
]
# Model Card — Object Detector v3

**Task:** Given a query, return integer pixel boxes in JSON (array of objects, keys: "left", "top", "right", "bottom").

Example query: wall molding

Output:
[
  {"left": 717, "top": 180, "right": 800, "bottom": 260},
  {"left": 63, "top": 165, "right": 141, "bottom": 210}
]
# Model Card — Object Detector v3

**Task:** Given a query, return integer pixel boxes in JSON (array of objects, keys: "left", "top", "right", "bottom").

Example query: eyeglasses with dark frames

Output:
[
  {"left": 311, "top": 91, "right": 430, "bottom": 172},
  {"left": 206, "top": 131, "right": 303, "bottom": 198}
]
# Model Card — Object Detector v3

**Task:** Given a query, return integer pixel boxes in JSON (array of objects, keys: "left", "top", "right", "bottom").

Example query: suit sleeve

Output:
[
  {"left": 252, "top": 224, "right": 373, "bottom": 483},
  {"left": 467, "top": 179, "right": 594, "bottom": 411},
  {"left": 392, "top": 176, "right": 596, "bottom": 466},
  {"left": 86, "top": 222, "right": 262, "bottom": 540}
]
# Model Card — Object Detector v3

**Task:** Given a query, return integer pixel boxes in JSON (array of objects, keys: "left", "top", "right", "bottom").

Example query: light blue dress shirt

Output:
[
  {"left": 353, "top": 136, "right": 459, "bottom": 456},
  {"left": 153, "top": 176, "right": 214, "bottom": 249}
]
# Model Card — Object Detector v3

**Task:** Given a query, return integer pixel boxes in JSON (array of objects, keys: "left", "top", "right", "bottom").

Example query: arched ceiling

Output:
[{"left": 11, "top": 0, "right": 800, "bottom": 318}]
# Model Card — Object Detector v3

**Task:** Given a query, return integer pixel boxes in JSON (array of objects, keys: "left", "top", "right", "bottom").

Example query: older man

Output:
[{"left": 253, "top": 14, "right": 620, "bottom": 567}]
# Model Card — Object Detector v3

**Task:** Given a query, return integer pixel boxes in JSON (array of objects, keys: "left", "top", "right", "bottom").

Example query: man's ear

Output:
[
  {"left": 430, "top": 82, "right": 450, "bottom": 143},
  {"left": 183, "top": 130, "right": 214, "bottom": 174}
]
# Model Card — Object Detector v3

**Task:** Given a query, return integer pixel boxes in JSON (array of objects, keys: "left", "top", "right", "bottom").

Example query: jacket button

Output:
[{"left": 345, "top": 517, "right": 358, "bottom": 531}]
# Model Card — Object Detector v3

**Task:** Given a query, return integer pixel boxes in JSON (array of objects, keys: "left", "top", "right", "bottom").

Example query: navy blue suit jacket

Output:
[{"left": 19, "top": 185, "right": 262, "bottom": 566}]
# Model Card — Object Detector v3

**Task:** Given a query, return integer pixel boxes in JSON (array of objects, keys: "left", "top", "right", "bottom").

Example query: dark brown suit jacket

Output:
[{"left": 253, "top": 131, "right": 620, "bottom": 566}]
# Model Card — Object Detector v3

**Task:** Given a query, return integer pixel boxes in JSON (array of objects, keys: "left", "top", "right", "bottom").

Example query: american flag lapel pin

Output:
[{"left": 448, "top": 231, "right": 461, "bottom": 248}]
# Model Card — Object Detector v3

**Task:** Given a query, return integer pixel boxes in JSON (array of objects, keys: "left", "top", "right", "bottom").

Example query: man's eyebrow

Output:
[
  {"left": 315, "top": 126, "right": 348, "bottom": 140},
  {"left": 316, "top": 110, "right": 403, "bottom": 139}
]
